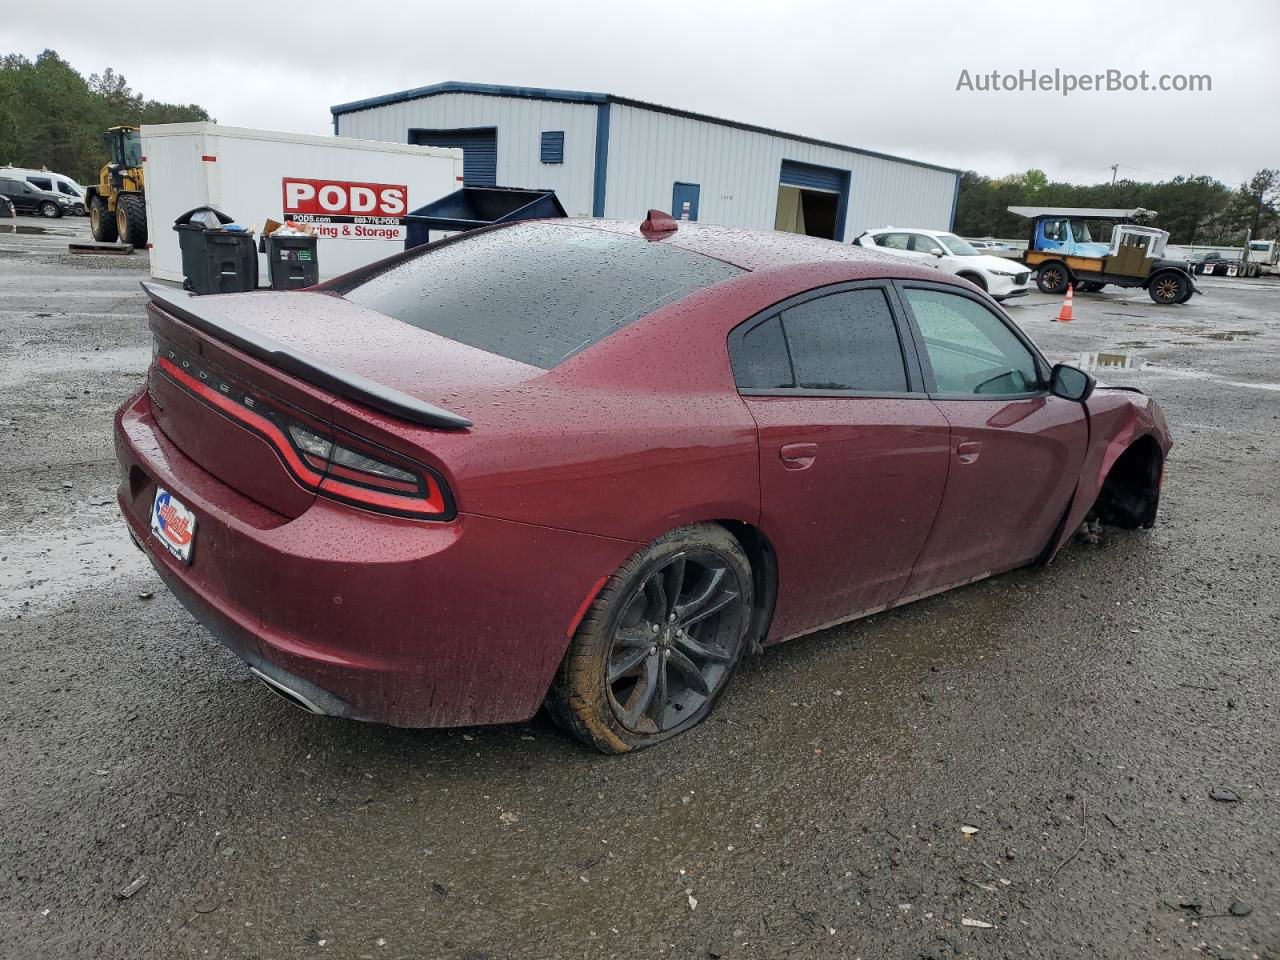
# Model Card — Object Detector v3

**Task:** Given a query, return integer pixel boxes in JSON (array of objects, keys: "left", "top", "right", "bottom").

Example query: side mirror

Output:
[
  {"left": 930, "top": 248, "right": 945, "bottom": 257},
  {"left": 1049, "top": 363, "right": 1095, "bottom": 402}
]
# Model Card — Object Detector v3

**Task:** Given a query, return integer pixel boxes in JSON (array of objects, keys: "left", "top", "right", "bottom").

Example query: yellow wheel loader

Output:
[{"left": 86, "top": 126, "right": 147, "bottom": 245}]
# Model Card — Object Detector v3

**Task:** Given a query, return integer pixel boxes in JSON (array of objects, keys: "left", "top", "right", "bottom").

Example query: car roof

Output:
[
  {"left": 553, "top": 218, "right": 915, "bottom": 274},
  {"left": 0, "top": 167, "right": 75, "bottom": 182},
  {"left": 864, "top": 226, "right": 952, "bottom": 236}
]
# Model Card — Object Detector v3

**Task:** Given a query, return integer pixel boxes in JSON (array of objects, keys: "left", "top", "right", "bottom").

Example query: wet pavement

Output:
[{"left": 2, "top": 215, "right": 1278, "bottom": 959}]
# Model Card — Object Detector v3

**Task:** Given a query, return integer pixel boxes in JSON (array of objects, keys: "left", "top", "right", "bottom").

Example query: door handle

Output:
[
  {"left": 780, "top": 442, "right": 818, "bottom": 470},
  {"left": 957, "top": 440, "right": 982, "bottom": 464}
]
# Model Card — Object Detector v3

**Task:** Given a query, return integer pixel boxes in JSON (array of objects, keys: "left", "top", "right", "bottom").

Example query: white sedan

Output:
[{"left": 855, "top": 228, "right": 1031, "bottom": 301}]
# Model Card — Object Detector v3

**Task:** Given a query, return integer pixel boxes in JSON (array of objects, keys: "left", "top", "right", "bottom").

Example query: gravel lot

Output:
[{"left": 2, "top": 215, "right": 1277, "bottom": 959}]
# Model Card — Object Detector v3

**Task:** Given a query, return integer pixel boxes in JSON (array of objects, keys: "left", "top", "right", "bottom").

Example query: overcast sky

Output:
[{"left": 8, "top": 0, "right": 1277, "bottom": 186}]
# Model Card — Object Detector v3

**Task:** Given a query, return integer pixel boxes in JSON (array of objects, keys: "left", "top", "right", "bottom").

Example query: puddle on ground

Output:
[
  {"left": 1078, "top": 352, "right": 1147, "bottom": 370},
  {"left": 1076, "top": 352, "right": 1280, "bottom": 392},
  {"left": 0, "top": 509, "right": 149, "bottom": 614},
  {"left": 0, "top": 222, "right": 85, "bottom": 238},
  {"left": 1203, "top": 331, "right": 1258, "bottom": 341},
  {"left": 0, "top": 344, "right": 150, "bottom": 385},
  {"left": 0, "top": 223, "right": 79, "bottom": 236}
]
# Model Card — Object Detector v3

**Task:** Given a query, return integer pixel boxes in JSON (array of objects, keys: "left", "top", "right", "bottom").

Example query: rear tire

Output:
[
  {"left": 1036, "top": 263, "right": 1070, "bottom": 295},
  {"left": 547, "top": 524, "right": 754, "bottom": 753},
  {"left": 90, "top": 196, "right": 118, "bottom": 242},
  {"left": 115, "top": 194, "right": 147, "bottom": 246}
]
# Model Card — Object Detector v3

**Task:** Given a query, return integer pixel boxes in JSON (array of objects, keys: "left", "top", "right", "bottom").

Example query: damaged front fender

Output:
[{"left": 1045, "top": 388, "right": 1173, "bottom": 562}]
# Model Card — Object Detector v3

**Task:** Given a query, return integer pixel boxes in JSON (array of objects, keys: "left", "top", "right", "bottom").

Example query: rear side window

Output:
[
  {"left": 731, "top": 287, "right": 908, "bottom": 393},
  {"left": 783, "top": 290, "right": 908, "bottom": 391},
  {"left": 731, "top": 316, "right": 793, "bottom": 389},
  {"left": 333, "top": 223, "right": 742, "bottom": 369},
  {"left": 27, "top": 176, "right": 52, "bottom": 191}
]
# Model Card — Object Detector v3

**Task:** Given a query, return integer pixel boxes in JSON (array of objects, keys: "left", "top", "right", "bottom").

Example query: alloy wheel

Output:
[{"left": 605, "top": 551, "right": 746, "bottom": 734}]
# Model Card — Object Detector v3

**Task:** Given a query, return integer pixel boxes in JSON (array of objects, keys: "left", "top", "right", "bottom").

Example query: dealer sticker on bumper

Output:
[{"left": 151, "top": 488, "right": 196, "bottom": 564}]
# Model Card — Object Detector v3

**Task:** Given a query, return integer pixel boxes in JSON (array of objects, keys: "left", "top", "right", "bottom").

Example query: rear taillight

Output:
[{"left": 155, "top": 347, "right": 454, "bottom": 520}]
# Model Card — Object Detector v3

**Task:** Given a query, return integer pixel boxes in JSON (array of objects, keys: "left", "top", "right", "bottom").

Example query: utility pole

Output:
[{"left": 1111, "top": 164, "right": 1119, "bottom": 185}]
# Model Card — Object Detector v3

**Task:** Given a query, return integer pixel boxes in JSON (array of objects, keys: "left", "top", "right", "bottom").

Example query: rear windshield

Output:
[{"left": 333, "top": 222, "right": 743, "bottom": 368}]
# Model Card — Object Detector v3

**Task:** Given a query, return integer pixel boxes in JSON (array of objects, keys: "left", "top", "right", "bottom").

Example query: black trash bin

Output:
[
  {"left": 261, "top": 233, "right": 319, "bottom": 290},
  {"left": 174, "top": 206, "right": 258, "bottom": 294},
  {"left": 403, "top": 186, "right": 567, "bottom": 250}
]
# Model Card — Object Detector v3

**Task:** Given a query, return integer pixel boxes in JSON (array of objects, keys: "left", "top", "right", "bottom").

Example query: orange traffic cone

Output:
[{"left": 1054, "top": 284, "right": 1074, "bottom": 323}]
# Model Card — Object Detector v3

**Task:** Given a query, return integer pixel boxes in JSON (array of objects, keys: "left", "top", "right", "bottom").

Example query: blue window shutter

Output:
[{"left": 540, "top": 131, "right": 564, "bottom": 164}]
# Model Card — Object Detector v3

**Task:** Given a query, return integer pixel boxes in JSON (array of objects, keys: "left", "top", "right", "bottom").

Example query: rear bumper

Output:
[{"left": 114, "top": 388, "right": 635, "bottom": 728}]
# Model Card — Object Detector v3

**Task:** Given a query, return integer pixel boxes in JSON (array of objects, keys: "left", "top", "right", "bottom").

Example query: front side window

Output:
[
  {"left": 1068, "top": 219, "right": 1094, "bottom": 243},
  {"left": 937, "top": 234, "right": 979, "bottom": 257},
  {"left": 904, "top": 288, "right": 1040, "bottom": 396},
  {"left": 121, "top": 132, "right": 142, "bottom": 169},
  {"left": 1042, "top": 220, "right": 1063, "bottom": 242},
  {"left": 909, "top": 234, "right": 946, "bottom": 256},
  {"left": 56, "top": 181, "right": 79, "bottom": 196}
]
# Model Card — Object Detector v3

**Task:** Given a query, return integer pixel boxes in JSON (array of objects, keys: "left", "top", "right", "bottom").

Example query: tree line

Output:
[
  {"left": 0, "top": 49, "right": 211, "bottom": 185},
  {"left": 955, "top": 167, "right": 1280, "bottom": 246},
  {"left": 2, "top": 47, "right": 1275, "bottom": 244}
]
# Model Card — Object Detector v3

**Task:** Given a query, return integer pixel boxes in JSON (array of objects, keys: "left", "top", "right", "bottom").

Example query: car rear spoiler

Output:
[{"left": 141, "top": 283, "right": 472, "bottom": 430}]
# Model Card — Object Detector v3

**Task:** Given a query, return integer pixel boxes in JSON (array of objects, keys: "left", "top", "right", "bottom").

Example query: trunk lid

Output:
[
  {"left": 143, "top": 285, "right": 534, "bottom": 519},
  {"left": 145, "top": 284, "right": 543, "bottom": 418}
]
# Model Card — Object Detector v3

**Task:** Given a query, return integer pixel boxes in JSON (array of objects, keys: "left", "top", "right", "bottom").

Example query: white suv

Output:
[{"left": 854, "top": 228, "right": 1030, "bottom": 301}]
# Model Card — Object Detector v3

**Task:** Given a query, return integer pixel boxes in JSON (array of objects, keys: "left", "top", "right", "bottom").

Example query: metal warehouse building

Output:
[{"left": 330, "top": 82, "right": 959, "bottom": 242}]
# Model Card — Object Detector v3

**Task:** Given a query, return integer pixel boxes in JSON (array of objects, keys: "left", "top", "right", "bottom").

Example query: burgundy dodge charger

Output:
[{"left": 114, "top": 214, "right": 1171, "bottom": 752}]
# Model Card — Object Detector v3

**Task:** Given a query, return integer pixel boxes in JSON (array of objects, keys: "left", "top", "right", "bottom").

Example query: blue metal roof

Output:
[{"left": 330, "top": 81, "right": 960, "bottom": 177}]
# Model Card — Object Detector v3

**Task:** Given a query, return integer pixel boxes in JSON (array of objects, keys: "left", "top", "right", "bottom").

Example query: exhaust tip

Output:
[{"left": 249, "top": 666, "right": 327, "bottom": 716}]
